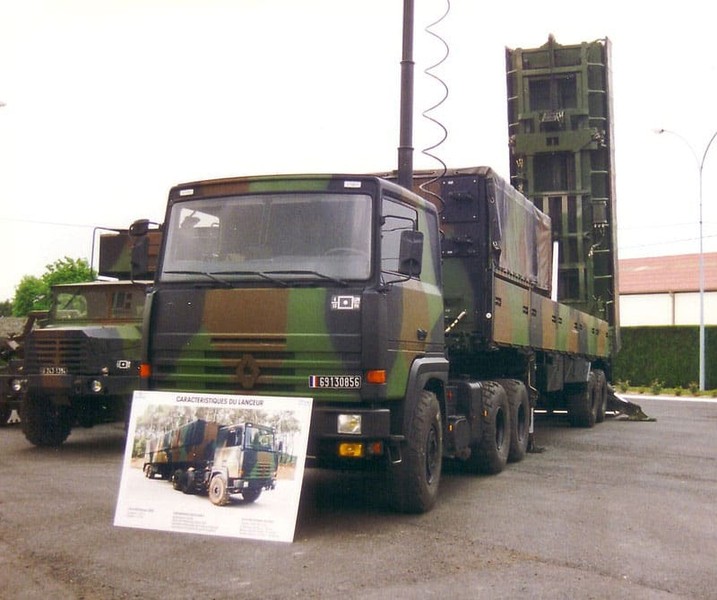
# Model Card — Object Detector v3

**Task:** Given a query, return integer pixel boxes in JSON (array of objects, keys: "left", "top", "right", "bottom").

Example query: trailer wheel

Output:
[
  {"left": 208, "top": 474, "right": 230, "bottom": 506},
  {"left": 20, "top": 395, "right": 72, "bottom": 447},
  {"left": 497, "top": 379, "right": 530, "bottom": 463},
  {"left": 242, "top": 487, "right": 262, "bottom": 503},
  {"left": 466, "top": 381, "right": 511, "bottom": 474},
  {"left": 594, "top": 370, "right": 608, "bottom": 423},
  {"left": 568, "top": 372, "right": 598, "bottom": 428},
  {"left": 388, "top": 390, "right": 442, "bottom": 514}
]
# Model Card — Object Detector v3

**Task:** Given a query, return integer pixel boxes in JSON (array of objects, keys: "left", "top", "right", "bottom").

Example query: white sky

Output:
[{"left": 1, "top": 0, "right": 716, "bottom": 302}]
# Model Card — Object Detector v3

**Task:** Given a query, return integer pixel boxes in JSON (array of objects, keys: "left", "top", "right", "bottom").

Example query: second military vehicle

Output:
[{"left": 20, "top": 280, "right": 151, "bottom": 446}]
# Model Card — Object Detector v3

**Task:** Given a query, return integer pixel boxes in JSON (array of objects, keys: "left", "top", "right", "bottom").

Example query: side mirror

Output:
[
  {"left": 398, "top": 229, "right": 423, "bottom": 277},
  {"left": 131, "top": 236, "right": 149, "bottom": 279},
  {"left": 129, "top": 220, "right": 150, "bottom": 279}
]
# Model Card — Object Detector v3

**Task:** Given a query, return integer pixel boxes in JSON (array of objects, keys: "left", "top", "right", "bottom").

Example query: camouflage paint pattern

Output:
[
  {"left": 390, "top": 167, "right": 611, "bottom": 361},
  {"left": 145, "top": 419, "right": 220, "bottom": 465},
  {"left": 492, "top": 278, "right": 609, "bottom": 357}
]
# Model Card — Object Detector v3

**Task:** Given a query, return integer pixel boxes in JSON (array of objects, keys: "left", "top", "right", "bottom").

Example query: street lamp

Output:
[{"left": 656, "top": 128, "right": 717, "bottom": 391}]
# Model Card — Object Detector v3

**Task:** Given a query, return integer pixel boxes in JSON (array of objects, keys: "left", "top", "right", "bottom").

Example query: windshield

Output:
[
  {"left": 160, "top": 192, "right": 373, "bottom": 283},
  {"left": 50, "top": 286, "right": 145, "bottom": 322},
  {"left": 245, "top": 424, "right": 275, "bottom": 451}
]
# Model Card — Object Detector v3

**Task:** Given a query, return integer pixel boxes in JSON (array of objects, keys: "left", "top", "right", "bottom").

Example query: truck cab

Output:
[{"left": 138, "top": 174, "right": 449, "bottom": 510}]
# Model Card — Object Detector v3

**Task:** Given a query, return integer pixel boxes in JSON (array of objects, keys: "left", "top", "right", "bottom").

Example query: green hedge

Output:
[{"left": 613, "top": 326, "right": 716, "bottom": 389}]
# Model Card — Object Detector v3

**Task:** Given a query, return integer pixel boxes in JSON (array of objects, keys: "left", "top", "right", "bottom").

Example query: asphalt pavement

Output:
[{"left": 1, "top": 396, "right": 715, "bottom": 599}]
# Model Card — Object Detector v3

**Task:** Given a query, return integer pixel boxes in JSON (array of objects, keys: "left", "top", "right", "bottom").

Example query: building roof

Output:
[{"left": 619, "top": 253, "right": 717, "bottom": 294}]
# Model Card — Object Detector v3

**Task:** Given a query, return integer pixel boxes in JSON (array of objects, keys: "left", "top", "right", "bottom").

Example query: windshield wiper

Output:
[
  {"left": 163, "top": 270, "right": 232, "bottom": 287},
  {"left": 264, "top": 270, "right": 348, "bottom": 287},
  {"left": 209, "top": 270, "right": 290, "bottom": 287}
]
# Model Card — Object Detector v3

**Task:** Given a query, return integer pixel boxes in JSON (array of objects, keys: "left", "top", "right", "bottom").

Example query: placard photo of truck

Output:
[
  {"left": 115, "top": 390, "right": 312, "bottom": 542},
  {"left": 143, "top": 416, "right": 279, "bottom": 505}
]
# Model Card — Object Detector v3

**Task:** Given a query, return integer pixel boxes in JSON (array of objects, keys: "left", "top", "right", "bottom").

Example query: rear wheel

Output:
[
  {"left": 497, "top": 379, "right": 530, "bottom": 463},
  {"left": 568, "top": 372, "right": 598, "bottom": 428},
  {"left": 389, "top": 390, "right": 442, "bottom": 514},
  {"left": 182, "top": 470, "right": 197, "bottom": 494},
  {"left": 594, "top": 370, "right": 608, "bottom": 423},
  {"left": 171, "top": 469, "right": 184, "bottom": 491},
  {"left": 465, "top": 381, "right": 511, "bottom": 474},
  {"left": 20, "top": 395, "right": 72, "bottom": 447}
]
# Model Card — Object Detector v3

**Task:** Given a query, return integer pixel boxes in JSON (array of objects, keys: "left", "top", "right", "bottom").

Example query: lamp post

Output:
[{"left": 656, "top": 128, "right": 717, "bottom": 391}]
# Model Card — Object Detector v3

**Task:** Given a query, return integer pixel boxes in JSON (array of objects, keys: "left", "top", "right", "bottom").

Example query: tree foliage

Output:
[{"left": 12, "top": 257, "right": 96, "bottom": 316}]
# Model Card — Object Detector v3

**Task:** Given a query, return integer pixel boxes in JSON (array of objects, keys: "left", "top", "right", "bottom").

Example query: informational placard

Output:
[{"left": 114, "top": 390, "right": 312, "bottom": 543}]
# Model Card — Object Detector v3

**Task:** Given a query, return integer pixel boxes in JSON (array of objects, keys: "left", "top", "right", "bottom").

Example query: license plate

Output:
[
  {"left": 309, "top": 375, "right": 361, "bottom": 390},
  {"left": 41, "top": 366, "right": 68, "bottom": 375}
]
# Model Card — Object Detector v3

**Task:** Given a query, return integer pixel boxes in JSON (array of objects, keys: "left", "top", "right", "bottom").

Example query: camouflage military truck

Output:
[
  {"left": 143, "top": 418, "right": 278, "bottom": 505},
  {"left": 130, "top": 165, "right": 615, "bottom": 513},
  {"left": 20, "top": 280, "right": 151, "bottom": 446}
]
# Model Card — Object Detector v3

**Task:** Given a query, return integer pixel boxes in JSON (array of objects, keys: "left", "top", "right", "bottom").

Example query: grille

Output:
[
  {"left": 151, "top": 333, "right": 361, "bottom": 394},
  {"left": 25, "top": 334, "right": 89, "bottom": 373}
]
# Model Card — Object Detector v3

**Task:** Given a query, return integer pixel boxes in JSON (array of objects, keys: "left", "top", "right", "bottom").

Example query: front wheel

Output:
[
  {"left": 208, "top": 474, "right": 230, "bottom": 506},
  {"left": 389, "top": 390, "right": 442, "bottom": 514},
  {"left": 20, "top": 395, "right": 72, "bottom": 447},
  {"left": 242, "top": 487, "right": 262, "bottom": 503}
]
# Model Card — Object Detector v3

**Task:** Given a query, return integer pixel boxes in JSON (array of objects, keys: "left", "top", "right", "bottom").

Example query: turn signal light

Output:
[
  {"left": 338, "top": 443, "right": 365, "bottom": 458},
  {"left": 365, "top": 369, "right": 386, "bottom": 384},
  {"left": 139, "top": 363, "right": 152, "bottom": 379}
]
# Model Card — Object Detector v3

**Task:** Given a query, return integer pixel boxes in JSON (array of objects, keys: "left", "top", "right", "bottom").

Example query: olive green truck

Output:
[{"left": 131, "top": 165, "right": 617, "bottom": 513}]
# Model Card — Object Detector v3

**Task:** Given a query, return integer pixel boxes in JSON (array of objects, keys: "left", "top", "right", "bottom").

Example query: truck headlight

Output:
[
  {"left": 337, "top": 414, "right": 361, "bottom": 435},
  {"left": 90, "top": 379, "right": 104, "bottom": 393},
  {"left": 10, "top": 378, "right": 24, "bottom": 393}
]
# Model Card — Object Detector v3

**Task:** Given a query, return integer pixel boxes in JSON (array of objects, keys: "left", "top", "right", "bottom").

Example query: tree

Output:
[
  {"left": 0, "top": 300, "right": 11, "bottom": 317},
  {"left": 12, "top": 257, "right": 95, "bottom": 316},
  {"left": 12, "top": 275, "right": 47, "bottom": 316}
]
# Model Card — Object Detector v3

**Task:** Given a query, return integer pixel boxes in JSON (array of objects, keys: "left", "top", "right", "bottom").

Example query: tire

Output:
[
  {"left": 20, "top": 395, "right": 72, "bottom": 447},
  {"left": 496, "top": 379, "right": 530, "bottom": 463},
  {"left": 242, "top": 486, "right": 262, "bottom": 503},
  {"left": 0, "top": 405, "right": 11, "bottom": 427},
  {"left": 208, "top": 474, "right": 230, "bottom": 506},
  {"left": 594, "top": 370, "right": 608, "bottom": 423},
  {"left": 171, "top": 469, "right": 184, "bottom": 491},
  {"left": 568, "top": 371, "right": 598, "bottom": 428},
  {"left": 465, "top": 381, "right": 511, "bottom": 474},
  {"left": 182, "top": 470, "right": 196, "bottom": 494},
  {"left": 388, "top": 390, "right": 443, "bottom": 514}
]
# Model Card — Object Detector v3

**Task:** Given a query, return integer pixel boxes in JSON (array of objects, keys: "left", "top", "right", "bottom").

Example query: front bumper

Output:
[
  {"left": 307, "top": 406, "right": 403, "bottom": 466},
  {"left": 26, "top": 373, "right": 141, "bottom": 399}
]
